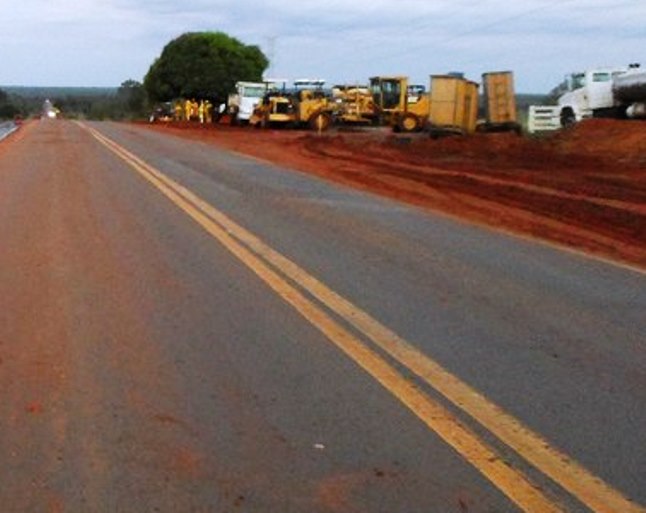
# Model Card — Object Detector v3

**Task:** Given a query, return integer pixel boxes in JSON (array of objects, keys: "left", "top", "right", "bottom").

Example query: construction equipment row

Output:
[{"left": 236, "top": 71, "right": 520, "bottom": 135}]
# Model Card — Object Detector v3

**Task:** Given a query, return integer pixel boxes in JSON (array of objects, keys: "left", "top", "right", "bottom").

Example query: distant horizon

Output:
[
  {"left": 1, "top": 85, "right": 119, "bottom": 90},
  {"left": 1, "top": 1, "right": 642, "bottom": 95},
  {"left": 1, "top": 84, "right": 550, "bottom": 96}
]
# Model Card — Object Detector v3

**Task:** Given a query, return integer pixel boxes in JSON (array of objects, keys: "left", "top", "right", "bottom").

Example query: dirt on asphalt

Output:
[{"left": 140, "top": 119, "right": 646, "bottom": 268}]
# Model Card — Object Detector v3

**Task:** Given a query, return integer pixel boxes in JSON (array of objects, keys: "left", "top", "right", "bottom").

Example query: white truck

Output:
[
  {"left": 225, "top": 81, "right": 277, "bottom": 125},
  {"left": 556, "top": 63, "right": 646, "bottom": 127}
]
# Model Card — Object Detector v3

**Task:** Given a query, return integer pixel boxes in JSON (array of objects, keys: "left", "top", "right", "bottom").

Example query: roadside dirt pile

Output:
[
  {"left": 143, "top": 120, "right": 646, "bottom": 267},
  {"left": 549, "top": 119, "right": 646, "bottom": 165}
]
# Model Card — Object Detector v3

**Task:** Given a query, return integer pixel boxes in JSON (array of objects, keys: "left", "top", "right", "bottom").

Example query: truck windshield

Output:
[
  {"left": 371, "top": 80, "right": 401, "bottom": 110},
  {"left": 593, "top": 73, "right": 611, "bottom": 82},
  {"left": 571, "top": 73, "right": 586, "bottom": 89},
  {"left": 242, "top": 86, "right": 266, "bottom": 98}
]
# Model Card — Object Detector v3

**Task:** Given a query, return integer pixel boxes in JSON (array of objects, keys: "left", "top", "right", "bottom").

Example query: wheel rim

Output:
[{"left": 402, "top": 115, "right": 418, "bottom": 132}]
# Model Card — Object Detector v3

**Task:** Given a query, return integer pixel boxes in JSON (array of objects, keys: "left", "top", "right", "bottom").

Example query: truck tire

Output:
[
  {"left": 229, "top": 107, "right": 240, "bottom": 126},
  {"left": 398, "top": 113, "right": 420, "bottom": 133},
  {"left": 560, "top": 108, "right": 576, "bottom": 128}
]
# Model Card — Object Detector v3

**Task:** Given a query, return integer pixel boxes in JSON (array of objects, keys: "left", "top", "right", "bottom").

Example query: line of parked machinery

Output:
[
  {"left": 224, "top": 71, "right": 520, "bottom": 136},
  {"left": 152, "top": 64, "right": 645, "bottom": 134}
]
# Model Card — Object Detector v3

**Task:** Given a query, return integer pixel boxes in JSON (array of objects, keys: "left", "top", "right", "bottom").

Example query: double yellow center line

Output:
[{"left": 82, "top": 122, "right": 645, "bottom": 513}]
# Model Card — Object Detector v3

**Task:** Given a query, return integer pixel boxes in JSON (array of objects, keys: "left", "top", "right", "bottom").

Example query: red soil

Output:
[{"left": 142, "top": 119, "right": 646, "bottom": 267}]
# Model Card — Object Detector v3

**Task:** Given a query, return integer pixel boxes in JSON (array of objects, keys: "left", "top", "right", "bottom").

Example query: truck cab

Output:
[
  {"left": 227, "top": 81, "right": 273, "bottom": 124},
  {"left": 557, "top": 67, "right": 630, "bottom": 126}
]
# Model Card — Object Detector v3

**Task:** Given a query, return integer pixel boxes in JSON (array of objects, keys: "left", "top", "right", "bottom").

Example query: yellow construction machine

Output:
[
  {"left": 249, "top": 79, "right": 334, "bottom": 130},
  {"left": 330, "top": 85, "right": 375, "bottom": 125},
  {"left": 369, "top": 76, "right": 431, "bottom": 132},
  {"left": 368, "top": 74, "right": 484, "bottom": 136}
]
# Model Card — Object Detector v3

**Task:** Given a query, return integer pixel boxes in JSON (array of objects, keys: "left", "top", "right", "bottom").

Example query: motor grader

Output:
[
  {"left": 249, "top": 79, "right": 334, "bottom": 131},
  {"left": 369, "top": 76, "right": 431, "bottom": 132},
  {"left": 330, "top": 85, "right": 375, "bottom": 124}
]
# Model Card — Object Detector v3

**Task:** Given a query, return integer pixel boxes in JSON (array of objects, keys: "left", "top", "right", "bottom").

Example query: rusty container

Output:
[
  {"left": 482, "top": 71, "right": 518, "bottom": 125},
  {"left": 428, "top": 75, "right": 479, "bottom": 135}
]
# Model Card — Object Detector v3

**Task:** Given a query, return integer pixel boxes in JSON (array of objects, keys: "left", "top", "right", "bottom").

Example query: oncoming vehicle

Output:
[{"left": 149, "top": 102, "right": 173, "bottom": 123}]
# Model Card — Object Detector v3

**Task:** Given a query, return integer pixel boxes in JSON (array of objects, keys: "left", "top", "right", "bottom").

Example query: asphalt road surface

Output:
[
  {"left": 0, "top": 119, "right": 644, "bottom": 513},
  {"left": 0, "top": 121, "right": 18, "bottom": 141}
]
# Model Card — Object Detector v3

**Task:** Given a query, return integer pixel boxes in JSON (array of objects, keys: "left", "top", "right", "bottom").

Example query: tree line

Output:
[{"left": 0, "top": 31, "right": 267, "bottom": 121}]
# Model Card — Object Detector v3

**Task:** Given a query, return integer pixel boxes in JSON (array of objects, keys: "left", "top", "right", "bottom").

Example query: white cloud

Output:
[{"left": 0, "top": 0, "right": 643, "bottom": 91}]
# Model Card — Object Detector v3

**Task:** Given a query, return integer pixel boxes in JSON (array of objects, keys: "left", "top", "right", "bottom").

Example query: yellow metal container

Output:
[
  {"left": 428, "top": 75, "right": 479, "bottom": 135},
  {"left": 482, "top": 71, "right": 517, "bottom": 125},
  {"left": 463, "top": 80, "right": 479, "bottom": 134}
]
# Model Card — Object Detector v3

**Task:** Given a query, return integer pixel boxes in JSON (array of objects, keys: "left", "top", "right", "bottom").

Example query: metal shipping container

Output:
[
  {"left": 481, "top": 71, "right": 521, "bottom": 132},
  {"left": 464, "top": 80, "right": 479, "bottom": 134},
  {"left": 428, "top": 75, "right": 479, "bottom": 135}
]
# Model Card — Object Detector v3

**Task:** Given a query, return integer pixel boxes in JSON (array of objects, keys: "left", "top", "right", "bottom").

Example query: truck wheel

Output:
[
  {"left": 228, "top": 107, "right": 239, "bottom": 126},
  {"left": 309, "top": 112, "right": 331, "bottom": 131},
  {"left": 560, "top": 108, "right": 576, "bottom": 128},
  {"left": 399, "top": 113, "right": 420, "bottom": 133}
]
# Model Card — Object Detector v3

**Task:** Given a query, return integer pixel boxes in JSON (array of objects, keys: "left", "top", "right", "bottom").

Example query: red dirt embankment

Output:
[{"left": 144, "top": 119, "right": 646, "bottom": 268}]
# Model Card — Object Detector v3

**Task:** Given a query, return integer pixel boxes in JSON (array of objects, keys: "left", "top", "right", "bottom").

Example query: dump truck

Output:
[
  {"left": 556, "top": 63, "right": 646, "bottom": 126},
  {"left": 369, "top": 76, "right": 431, "bottom": 132}
]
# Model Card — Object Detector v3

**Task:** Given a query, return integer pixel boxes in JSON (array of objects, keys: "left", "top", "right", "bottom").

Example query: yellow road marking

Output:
[{"left": 82, "top": 123, "right": 646, "bottom": 513}]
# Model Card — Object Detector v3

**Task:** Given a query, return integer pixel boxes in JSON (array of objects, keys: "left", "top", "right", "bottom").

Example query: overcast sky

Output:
[{"left": 1, "top": 0, "right": 643, "bottom": 92}]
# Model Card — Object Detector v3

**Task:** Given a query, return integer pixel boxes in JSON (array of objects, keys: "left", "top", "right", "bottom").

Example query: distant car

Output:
[{"left": 149, "top": 102, "right": 174, "bottom": 123}]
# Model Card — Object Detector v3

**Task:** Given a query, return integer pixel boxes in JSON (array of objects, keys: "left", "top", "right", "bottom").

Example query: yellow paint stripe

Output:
[
  {"left": 221, "top": 142, "right": 646, "bottom": 276},
  {"left": 143, "top": 149, "right": 644, "bottom": 513},
  {"left": 82, "top": 122, "right": 645, "bottom": 513},
  {"left": 82, "top": 123, "right": 564, "bottom": 513},
  {"left": 200, "top": 217, "right": 645, "bottom": 513}
]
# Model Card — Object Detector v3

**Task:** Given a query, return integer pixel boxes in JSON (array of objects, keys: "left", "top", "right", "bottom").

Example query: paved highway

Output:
[
  {"left": 0, "top": 119, "right": 644, "bottom": 513},
  {"left": 0, "top": 120, "right": 18, "bottom": 141}
]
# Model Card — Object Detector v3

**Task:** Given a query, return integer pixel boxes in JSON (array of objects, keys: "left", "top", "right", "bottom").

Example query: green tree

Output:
[
  {"left": 0, "top": 88, "right": 19, "bottom": 119},
  {"left": 117, "top": 79, "right": 147, "bottom": 118},
  {"left": 143, "top": 32, "right": 268, "bottom": 106}
]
